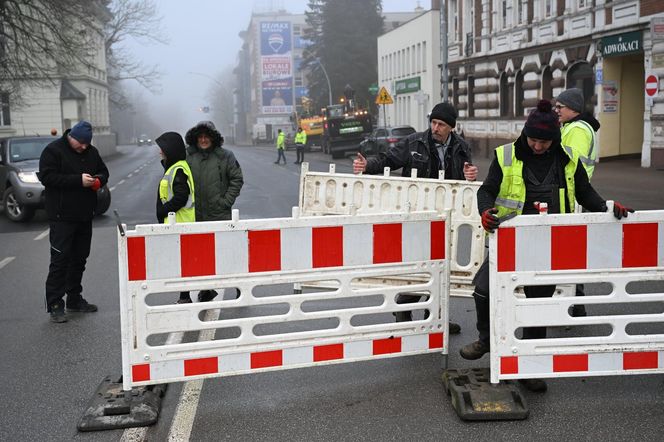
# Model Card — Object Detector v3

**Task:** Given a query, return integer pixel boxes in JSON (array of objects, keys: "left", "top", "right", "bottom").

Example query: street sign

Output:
[
  {"left": 368, "top": 83, "right": 379, "bottom": 95},
  {"left": 595, "top": 67, "right": 603, "bottom": 84},
  {"left": 375, "top": 86, "right": 393, "bottom": 105},
  {"left": 646, "top": 73, "right": 659, "bottom": 97}
]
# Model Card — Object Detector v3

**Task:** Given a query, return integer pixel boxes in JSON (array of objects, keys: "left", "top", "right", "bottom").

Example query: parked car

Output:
[
  {"left": 359, "top": 125, "right": 416, "bottom": 156},
  {"left": 138, "top": 134, "right": 152, "bottom": 146},
  {"left": 0, "top": 136, "right": 111, "bottom": 222}
]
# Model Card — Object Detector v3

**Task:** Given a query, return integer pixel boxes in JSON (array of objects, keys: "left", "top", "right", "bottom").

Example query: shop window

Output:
[
  {"left": 566, "top": 61, "right": 594, "bottom": 113},
  {"left": 515, "top": 71, "right": 524, "bottom": 117},
  {"left": 542, "top": 66, "right": 553, "bottom": 101}
]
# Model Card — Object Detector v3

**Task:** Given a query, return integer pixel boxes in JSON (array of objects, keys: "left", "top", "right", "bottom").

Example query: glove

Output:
[
  {"left": 481, "top": 208, "right": 500, "bottom": 233},
  {"left": 613, "top": 202, "right": 634, "bottom": 220},
  {"left": 91, "top": 177, "right": 101, "bottom": 192}
]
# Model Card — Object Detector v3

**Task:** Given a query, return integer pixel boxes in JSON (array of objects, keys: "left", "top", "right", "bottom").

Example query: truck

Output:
[
  {"left": 298, "top": 115, "right": 324, "bottom": 148},
  {"left": 320, "top": 104, "right": 372, "bottom": 159}
]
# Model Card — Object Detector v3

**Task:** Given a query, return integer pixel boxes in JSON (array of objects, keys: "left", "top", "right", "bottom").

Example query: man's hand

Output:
[
  {"left": 481, "top": 208, "right": 500, "bottom": 233},
  {"left": 463, "top": 162, "right": 478, "bottom": 181},
  {"left": 353, "top": 152, "right": 367, "bottom": 174},
  {"left": 81, "top": 173, "right": 96, "bottom": 188},
  {"left": 613, "top": 201, "right": 634, "bottom": 219}
]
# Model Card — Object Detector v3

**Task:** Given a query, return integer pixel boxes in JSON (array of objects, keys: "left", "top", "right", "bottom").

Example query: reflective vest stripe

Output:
[{"left": 160, "top": 160, "right": 195, "bottom": 223}]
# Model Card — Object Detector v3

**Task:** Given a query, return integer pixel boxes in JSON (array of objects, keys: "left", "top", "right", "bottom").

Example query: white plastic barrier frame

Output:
[
  {"left": 118, "top": 210, "right": 451, "bottom": 390},
  {"left": 489, "top": 207, "right": 664, "bottom": 384},
  {"left": 298, "top": 162, "right": 483, "bottom": 296}
]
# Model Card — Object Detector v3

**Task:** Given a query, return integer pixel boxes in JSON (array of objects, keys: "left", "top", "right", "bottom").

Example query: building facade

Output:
[{"left": 446, "top": 0, "right": 664, "bottom": 168}]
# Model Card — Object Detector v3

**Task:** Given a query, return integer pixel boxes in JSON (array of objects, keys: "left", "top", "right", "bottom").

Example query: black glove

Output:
[
  {"left": 613, "top": 202, "right": 634, "bottom": 220},
  {"left": 481, "top": 208, "right": 500, "bottom": 233}
]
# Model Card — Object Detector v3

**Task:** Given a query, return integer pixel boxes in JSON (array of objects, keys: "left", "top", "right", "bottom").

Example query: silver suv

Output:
[{"left": 0, "top": 136, "right": 111, "bottom": 222}]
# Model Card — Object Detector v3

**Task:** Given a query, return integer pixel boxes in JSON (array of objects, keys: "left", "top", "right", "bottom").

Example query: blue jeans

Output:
[{"left": 276, "top": 149, "right": 286, "bottom": 164}]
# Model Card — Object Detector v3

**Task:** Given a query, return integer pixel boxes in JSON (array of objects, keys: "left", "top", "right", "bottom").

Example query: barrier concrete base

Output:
[
  {"left": 77, "top": 376, "right": 166, "bottom": 431},
  {"left": 442, "top": 368, "right": 529, "bottom": 421}
]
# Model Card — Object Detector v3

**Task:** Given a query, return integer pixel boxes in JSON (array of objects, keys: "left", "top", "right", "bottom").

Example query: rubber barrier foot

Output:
[
  {"left": 77, "top": 375, "right": 167, "bottom": 431},
  {"left": 442, "top": 368, "right": 529, "bottom": 421}
]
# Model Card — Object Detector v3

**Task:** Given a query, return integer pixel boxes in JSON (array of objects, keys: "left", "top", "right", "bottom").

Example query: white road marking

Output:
[
  {"left": 34, "top": 229, "right": 49, "bottom": 241},
  {"left": 118, "top": 179, "right": 126, "bottom": 185},
  {"left": 134, "top": 169, "right": 141, "bottom": 174},
  {"left": 127, "top": 173, "right": 133, "bottom": 178},
  {"left": 0, "top": 257, "right": 15, "bottom": 270},
  {"left": 167, "top": 309, "right": 220, "bottom": 441},
  {"left": 109, "top": 186, "right": 116, "bottom": 192}
]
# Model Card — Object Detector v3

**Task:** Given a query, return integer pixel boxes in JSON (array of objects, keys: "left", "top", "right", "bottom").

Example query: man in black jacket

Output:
[
  {"left": 38, "top": 121, "right": 109, "bottom": 323},
  {"left": 353, "top": 102, "right": 477, "bottom": 333}
]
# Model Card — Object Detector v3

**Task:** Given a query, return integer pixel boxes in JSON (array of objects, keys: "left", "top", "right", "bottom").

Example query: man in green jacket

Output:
[
  {"left": 185, "top": 121, "right": 244, "bottom": 301},
  {"left": 274, "top": 129, "right": 287, "bottom": 165},
  {"left": 294, "top": 127, "right": 307, "bottom": 164}
]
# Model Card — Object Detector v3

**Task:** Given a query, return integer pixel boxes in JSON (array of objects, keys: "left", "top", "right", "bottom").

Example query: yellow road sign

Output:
[{"left": 375, "top": 86, "right": 393, "bottom": 105}]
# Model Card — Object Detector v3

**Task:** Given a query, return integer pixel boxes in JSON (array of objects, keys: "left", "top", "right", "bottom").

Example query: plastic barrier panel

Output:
[
  {"left": 118, "top": 210, "right": 450, "bottom": 389},
  {"left": 298, "top": 162, "right": 483, "bottom": 296},
  {"left": 489, "top": 207, "right": 664, "bottom": 384}
]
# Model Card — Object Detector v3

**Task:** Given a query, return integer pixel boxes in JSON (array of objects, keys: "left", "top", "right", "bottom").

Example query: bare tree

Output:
[
  {"left": 0, "top": 0, "right": 106, "bottom": 102},
  {"left": 105, "top": 0, "right": 167, "bottom": 107}
]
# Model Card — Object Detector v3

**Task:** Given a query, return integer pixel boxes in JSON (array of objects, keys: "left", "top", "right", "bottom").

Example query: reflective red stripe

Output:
[
  {"left": 184, "top": 357, "right": 218, "bottom": 376},
  {"left": 623, "top": 223, "right": 658, "bottom": 268},
  {"left": 251, "top": 350, "right": 283, "bottom": 369},
  {"left": 312, "top": 226, "right": 344, "bottom": 268},
  {"left": 430, "top": 221, "right": 446, "bottom": 260},
  {"left": 497, "top": 227, "right": 515, "bottom": 272},
  {"left": 428, "top": 332, "right": 444, "bottom": 349},
  {"left": 127, "top": 236, "right": 146, "bottom": 281},
  {"left": 500, "top": 356, "right": 518, "bottom": 374},
  {"left": 313, "top": 343, "right": 344, "bottom": 362},
  {"left": 553, "top": 354, "right": 588, "bottom": 372},
  {"left": 132, "top": 364, "right": 150, "bottom": 382},
  {"left": 373, "top": 223, "right": 402, "bottom": 264},
  {"left": 373, "top": 337, "right": 402, "bottom": 355},
  {"left": 181, "top": 233, "right": 216, "bottom": 277},
  {"left": 551, "top": 225, "right": 587, "bottom": 270},
  {"left": 248, "top": 230, "right": 281, "bottom": 272},
  {"left": 623, "top": 351, "right": 658, "bottom": 370}
]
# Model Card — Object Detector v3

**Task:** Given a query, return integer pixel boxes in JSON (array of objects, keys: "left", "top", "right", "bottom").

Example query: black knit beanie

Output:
[
  {"left": 429, "top": 102, "right": 457, "bottom": 128},
  {"left": 524, "top": 100, "right": 560, "bottom": 140}
]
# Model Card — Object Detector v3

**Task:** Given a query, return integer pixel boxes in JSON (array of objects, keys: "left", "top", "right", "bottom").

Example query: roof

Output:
[{"left": 60, "top": 80, "right": 86, "bottom": 100}]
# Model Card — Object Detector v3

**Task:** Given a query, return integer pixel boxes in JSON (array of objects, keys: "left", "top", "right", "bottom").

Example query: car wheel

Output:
[
  {"left": 94, "top": 185, "right": 111, "bottom": 216},
  {"left": 3, "top": 187, "right": 35, "bottom": 222}
]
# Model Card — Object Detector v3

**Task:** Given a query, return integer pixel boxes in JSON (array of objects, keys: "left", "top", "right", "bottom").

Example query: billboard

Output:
[{"left": 260, "top": 21, "right": 293, "bottom": 114}]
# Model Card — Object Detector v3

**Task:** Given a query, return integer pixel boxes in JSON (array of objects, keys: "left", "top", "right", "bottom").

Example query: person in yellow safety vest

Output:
[
  {"left": 294, "top": 126, "right": 307, "bottom": 164},
  {"left": 459, "top": 100, "right": 633, "bottom": 394},
  {"left": 555, "top": 88, "right": 601, "bottom": 317},
  {"left": 274, "top": 129, "right": 287, "bottom": 165},
  {"left": 155, "top": 131, "right": 196, "bottom": 304}
]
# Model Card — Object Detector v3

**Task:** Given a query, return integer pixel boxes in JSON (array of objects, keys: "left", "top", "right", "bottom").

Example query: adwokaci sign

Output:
[{"left": 600, "top": 31, "right": 642, "bottom": 58}]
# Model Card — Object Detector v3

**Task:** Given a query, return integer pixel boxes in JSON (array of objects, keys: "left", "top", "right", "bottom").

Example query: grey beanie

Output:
[
  {"left": 69, "top": 120, "right": 93, "bottom": 144},
  {"left": 429, "top": 102, "right": 457, "bottom": 128},
  {"left": 556, "top": 88, "right": 584, "bottom": 113}
]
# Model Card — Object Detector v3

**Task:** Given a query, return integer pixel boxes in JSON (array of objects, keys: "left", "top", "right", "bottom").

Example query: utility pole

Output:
[{"left": 440, "top": 1, "right": 448, "bottom": 102}]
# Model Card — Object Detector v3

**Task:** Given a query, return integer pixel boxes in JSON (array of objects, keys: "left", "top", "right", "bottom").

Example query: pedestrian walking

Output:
[
  {"left": 38, "top": 120, "right": 109, "bottom": 323},
  {"left": 353, "top": 102, "right": 478, "bottom": 334},
  {"left": 185, "top": 121, "right": 243, "bottom": 302},
  {"left": 293, "top": 127, "right": 307, "bottom": 164},
  {"left": 459, "top": 100, "right": 633, "bottom": 393},
  {"left": 274, "top": 129, "right": 287, "bottom": 164},
  {"left": 155, "top": 131, "right": 196, "bottom": 304}
]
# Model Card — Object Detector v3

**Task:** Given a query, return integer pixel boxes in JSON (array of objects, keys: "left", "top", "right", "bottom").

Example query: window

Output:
[
  {"left": 578, "top": 0, "right": 586, "bottom": 8},
  {"left": 422, "top": 42, "right": 427, "bottom": 71},
  {"left": 0, "top": 93, "right": 11, "bottom": 126},
  {"left": 517, "top": 0, "right": 524, "bottom": 24},
  {"left": 544, "top": 0, "right": 553, "bottom": 18},
  {"left": 450, "top": 0, "right": 458, "bottom": 41},
  {"left": 501, "top": 0, "right": 508, "bottom": 29},
  {"left": 417, "top": 43, "right": 421, "bottom": 72}
]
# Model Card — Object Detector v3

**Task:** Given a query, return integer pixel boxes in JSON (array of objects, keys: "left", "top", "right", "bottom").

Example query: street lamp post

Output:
[{"left": 313, "top": 58, "right": 333, "bottom": 106}]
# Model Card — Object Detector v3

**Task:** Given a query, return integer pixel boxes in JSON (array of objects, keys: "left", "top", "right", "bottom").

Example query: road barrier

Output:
[
  {"left": 298, "top": 162, "right": 483, "bottom": 296},
  {"left": 118, "top": 209, "right": 450, "bottom": 390},
  {"left": 489, "top": 205, "right": 664, "bottom": 384}
]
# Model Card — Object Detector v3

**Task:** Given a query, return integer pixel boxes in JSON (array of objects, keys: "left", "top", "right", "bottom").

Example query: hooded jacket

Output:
[
  {"left": 38, "top": 129, "right": 109, "bottom": 222},
  {"left": 365, "top": 129, "right": 470, "bottom": 179},
  {"left": 156, "top": 132, "right": 193, "bottom": 222},
  {"left": 562, "top": 112, "right": 601, "bottom": 179},
  {"left": 185, "top": 121, "right": 243, "bottom": 221}
]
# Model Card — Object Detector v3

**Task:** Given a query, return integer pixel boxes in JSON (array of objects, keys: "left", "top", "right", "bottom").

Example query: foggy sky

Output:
[{"left": 124, "top": 0, "right": 430, "bottom": 135}]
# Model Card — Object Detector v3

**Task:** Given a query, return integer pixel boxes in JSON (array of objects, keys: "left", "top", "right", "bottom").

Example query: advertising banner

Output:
[
  {"left": 260, "top": 21, "right": 293, "bottom": 114},
  {"left": 262, "top": 78, "right": 293, "bottom": 114}
]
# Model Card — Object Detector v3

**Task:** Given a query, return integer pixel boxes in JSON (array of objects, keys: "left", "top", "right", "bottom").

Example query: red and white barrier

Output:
[
  {"left": 489, "top": 207, "right": 664, "bottom": 384},
  {"left": 118, "top": 210, "right": 450, "bottom": 389}
]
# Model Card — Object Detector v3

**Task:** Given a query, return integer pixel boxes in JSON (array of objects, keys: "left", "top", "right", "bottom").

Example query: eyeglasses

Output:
[{"left": 554, "top": 104, "right": 567, "bottom": 110}]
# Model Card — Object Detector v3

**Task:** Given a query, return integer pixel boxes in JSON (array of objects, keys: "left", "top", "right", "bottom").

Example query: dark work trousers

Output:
[
  {"left": 45, "top": 220, "right": 92, "bottom": 311},
  {"left": 295, "top": 144, "right": 304, "bottom": 163},
  {"left": 473, "top": 256, "right": 556, "bottom": 344},
  {"left": 276, "top": 149, "right": 286, "bottom": 164}
]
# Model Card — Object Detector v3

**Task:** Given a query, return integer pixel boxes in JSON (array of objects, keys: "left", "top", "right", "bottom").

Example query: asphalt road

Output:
[{"left": 1, "top": 143, "right": 664, "bottom": 441}]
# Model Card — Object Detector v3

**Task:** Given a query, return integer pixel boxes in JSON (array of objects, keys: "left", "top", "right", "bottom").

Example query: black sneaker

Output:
[
  {"left": 66, "top": 298, "right": 98, "bottom": 313},
  {"left": 197, "top": 289, "right": 218, "bottom": 302},
  {"left": 449, "top": 322, "right": 461, "bottom": 335},
  {"left": 519, "top": 378, "right": 548, "bottom": 393},
  {"left": 459, "top": 340, "right": 490, "bottom": 360},
  {"left": 49, "top": 303, "right": 68, "bottom": 323}
]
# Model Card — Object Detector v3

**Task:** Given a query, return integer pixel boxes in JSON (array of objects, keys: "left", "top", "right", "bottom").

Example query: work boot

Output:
[
  {"left": 66, "top": 298, "right": 98, "bottom": 313},
  {"left": 449, "top": 322, "right": 461, "bottom": 335},
  {"left": 197, "top": 289, "right": 218, "bottom": 302},
  {"left": 571, "top": 304, "right": 587, "bottom": 317},
  {"left": 273, "top": 161, "right": 279, "bottom": 164},
  {"left": 459, "top": 340, "right": 490, "bottom": 360},
  {"left": 49, "top": 302, "right": 68, "bottom": 323},
  {"left": 176, "top": 297, "right": 192, "bottom": 304},
  {"left": 519, "top": 378, "right": 548, "bottom": 393}
]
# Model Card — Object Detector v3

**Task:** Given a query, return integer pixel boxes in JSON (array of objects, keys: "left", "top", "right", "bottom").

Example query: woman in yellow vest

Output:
[
  {"left": 459, "top": 100, "right": 633, "bottom": 393},
  {"left": 155, "top": 131, "right": 196, "bottom": 303}
]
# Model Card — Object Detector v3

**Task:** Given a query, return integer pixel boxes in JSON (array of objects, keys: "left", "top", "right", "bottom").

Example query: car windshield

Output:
[
  {"left": 392, "top": 127, "right": 416, "bottom": 136},
  {"left": 9, "top": 139, "right": 50, "bottom": 162}
]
